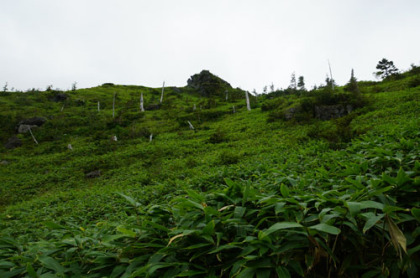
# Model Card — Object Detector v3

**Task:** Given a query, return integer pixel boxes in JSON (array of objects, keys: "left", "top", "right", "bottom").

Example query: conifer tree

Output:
[
  {"left": 375, "top": 58, "right": 398, "bottom": 79},
  {"left": 346, "top": 69, "right": 361, "bottom": 95},
  {"left": 297, "top": 76, "right": 305, "bottom": 91}
]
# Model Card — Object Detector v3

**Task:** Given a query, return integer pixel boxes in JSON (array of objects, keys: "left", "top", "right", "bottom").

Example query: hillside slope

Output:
[{"left": 0, "top": 69, "right": 419, "bottom": 277}]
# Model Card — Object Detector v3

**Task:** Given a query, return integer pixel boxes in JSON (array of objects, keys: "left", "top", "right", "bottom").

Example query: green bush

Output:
[
  {"left": 408, "top": 76, "right": 420, "bottom": 88},
  {"left": 218, "top": 150, "right": 241, "bottom": 165},
  {"left": 261, "top": 98, "right": 284, "bottom": 111},
  {"left": 208, "top": 128, "right": 228, "bottom": 143}
]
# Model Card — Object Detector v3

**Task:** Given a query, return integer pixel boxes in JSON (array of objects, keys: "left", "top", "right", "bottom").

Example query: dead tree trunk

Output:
[
  {"left": 140, "top": 93, "right": 144, "bottom": 112},
  {"left": 245, "top": 91, "right": 251, "bottom": 111},
  {"left": 328, "top": 60, "right": 335, "bottom": 91},
  {"left": 28, "top": 126, "right": 38, "bottom": 145},
  {"left": 160, "top": 82, "right": 165, "bottom": 104}
]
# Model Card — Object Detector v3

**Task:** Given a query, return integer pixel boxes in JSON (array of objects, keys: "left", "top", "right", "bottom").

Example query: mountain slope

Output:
[{"left": 0, "top": 69, "right": 419, "bottom": 277}]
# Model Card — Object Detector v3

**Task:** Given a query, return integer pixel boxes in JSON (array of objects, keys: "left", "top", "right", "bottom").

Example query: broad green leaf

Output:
[
  {"left": 362, "top": 213, "right": 384, "bottom": 233},
  {"left": 396, "top": 167, "right": 410, "bottom": 186},
  {"left": 264, "top": 222, "right": 303, "bottom": 236},
  {"left": 26, "top": 263, "right": 38, "bottom": 278},
  {"left": 208, "top": 244, "right": 241, "bottom": 254},
  {"left": 116, "top": 226, "right": 137, "bottom": 238},
  {"left": 237, "top": 267, "right": 256, "bottom": 278},
  {"left": 0, "top": 261, "right": 15, "bottom": 269},
  {"left": 408, "top": 244, "right": 420, "bottom": 256},
  {"left": 280, "top": 184, "right": 290, "bottom": 198},
  {"left": 110, "top": 265, "right": 126, "bottom": 278},
  {"left": 345, "top": 177, "right": 364, "bottom": 189},
  {"left": 242, "top": 183, "right": 250, "bottom": 206},
  {"left": 347, "top": 201, "right": 384, "bottom": 216},
  {"left": 234, "top": 206, "right": 247, "bottom": 218},
  {"left": 383, "top": 205, "right": 405, "bottom": 214},
  {"left": 411, "top": 208, "right": 420, "bottom": 222},
  {"left": 346, "top": 202, "right": 362, "bottom": 216},
  {"left": 224, "top": 178, "right": 236, "bottom": 188},
  {"left": 309, "top": 223, "right": 341, "bottom": 235},
  {"left": 185, "top": 189, "right": 205, "bottom": 203},
  {"left": 147, "top": 263, "right": 172, "bottom": 275},
  {"left": 359, "top": 201, "right": 384, "bottom": 210},
  {"left": 276, "top": 266, "right": 291, "bottom": 278},
  {"left": 202, "top": 220, "right": 216, "bottom": 235},
  {"left": 184, "top": 243, "right": 212, "bottom": 250},
  {"left": 143, "top": 220, "right": 170, "bottom": 232},
  {"left": 116, "top": 192, "right": 141, "bottom": 207},
  {"left": 0, "top": 269, "right": 24, "bottom": 278},
  {"left": 183, "top": 199, "right": 204, "bottom": 210},
  {"left": 39, "top": 256, "right": 65, "bottom": 274},
  {"left": 44, "top": 222, "right": 66, "bottom": 230}
]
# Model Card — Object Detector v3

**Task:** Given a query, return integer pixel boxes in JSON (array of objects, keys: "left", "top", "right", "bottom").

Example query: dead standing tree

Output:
[
  {"left": 245, "top": 91, "right": 251, "bottom": 111},
  {"left": 160, "top": 82, "right": 165, "bottom": 104},
  {"left": 328, "top": 60, "right": 335, "bottom": 91},
  {"left": 140, "top": 92, "right": 145, "bottom": 112}
]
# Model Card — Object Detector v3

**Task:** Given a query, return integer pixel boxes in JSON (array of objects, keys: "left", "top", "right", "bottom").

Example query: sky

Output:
[{"left": 1, "top": 0, "right": 420, "bottom": 93}]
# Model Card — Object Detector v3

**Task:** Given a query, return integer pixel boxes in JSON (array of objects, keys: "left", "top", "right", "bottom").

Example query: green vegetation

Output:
[{"left": 0, "top": 68, "right": 419, "bottom": 277}]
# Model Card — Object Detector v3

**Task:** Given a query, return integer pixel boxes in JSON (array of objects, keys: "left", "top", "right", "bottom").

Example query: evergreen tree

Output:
[
  {"left": 297, "top": 76, "right": 305, "bottom": 91},
  {"left": 325, "top": 76, "right": 336, "bottom": 89},
  {"left": 345, "top": 69, "right": 361, "bottom": 95},
  {"left": 2, "top": 82, "right": 8, "bottom": 93},
  {"left": 375, "top": 58, "right": 398, "bottom": 79},
  {"left": 270, "top": 83, "right": 275, "bottom": 93}
]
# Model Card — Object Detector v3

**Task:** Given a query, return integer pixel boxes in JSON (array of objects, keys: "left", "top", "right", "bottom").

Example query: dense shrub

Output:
[
  {"left": 218, "top": 150, "right": 241, "bottom": 165},
  {"left": 261, "top": 98, "right": 285, "bottom": 111},
  {"left": 408, "top": 76, "right": 420, "bottom": 88},
  {"left": 208, "top": 128, "right": 228, "bottom": 143}
]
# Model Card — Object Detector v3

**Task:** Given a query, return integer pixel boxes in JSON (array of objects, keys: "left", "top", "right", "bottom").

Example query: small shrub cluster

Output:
[
  {"left": 218, "top": 150, "right": 241, "bottom": 165},
  {"left": 208, "top": 128, "right": 228, "bottom": 144}
]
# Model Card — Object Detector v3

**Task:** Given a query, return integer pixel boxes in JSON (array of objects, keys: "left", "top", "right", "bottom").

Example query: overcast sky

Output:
[{"left": 1, "top": 0, "right": 419, "bottom": 92}]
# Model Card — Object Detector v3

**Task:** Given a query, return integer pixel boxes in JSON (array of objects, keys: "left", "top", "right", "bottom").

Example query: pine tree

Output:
[
  {"left": 346, "top": 69, "right": 361, "bottom": 95},
  {"left": 375, "top": 58, "right": 399, "bottom": 79},
  {"left": 297, "top": 76, "right": 305, "bottom": 91}
]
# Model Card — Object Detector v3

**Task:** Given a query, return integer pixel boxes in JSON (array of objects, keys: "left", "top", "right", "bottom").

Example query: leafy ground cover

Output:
[{"left": 0, "top": 70, "right": 419, "bottom": 277}]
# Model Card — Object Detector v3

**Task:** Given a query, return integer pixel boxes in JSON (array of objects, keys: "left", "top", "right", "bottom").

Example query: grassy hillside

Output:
[{"left": 0, "top": 69, "right": 419, "bottom": 277}]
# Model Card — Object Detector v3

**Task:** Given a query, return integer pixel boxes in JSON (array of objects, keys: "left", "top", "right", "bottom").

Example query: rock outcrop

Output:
[
  {"left": 85, "top": 170, "right": 101, "bottom": 178},
  {"left": 17, "top": 117, "right": 46, "bottom": 134},
  {"left": 19, "top": 117, "right": 46, "bottom": 126},
  {"left": 314, "top": 105, "right": 353, "bottom": 120},
  {"left": 284, "top": 107, "right": 299, "bottom": 120},
  {"left": 4, "top": 136, "right": 22, "bottom": 149}
]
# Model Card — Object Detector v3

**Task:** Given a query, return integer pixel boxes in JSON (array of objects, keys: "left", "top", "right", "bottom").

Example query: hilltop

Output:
[{"left": 0, "top": 68, "right": 419, "bottom": 277}]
